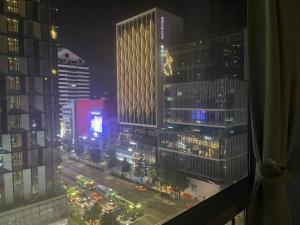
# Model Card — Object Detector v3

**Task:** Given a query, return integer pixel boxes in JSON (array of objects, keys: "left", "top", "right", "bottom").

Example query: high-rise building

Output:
[
  {"left": 57, "top": 48, "right": 90, "bottom": 140},
  {"left": 0, "top": 0, "right": 66, "bottom": 224},
  {"left": 116, "top": 8, "right": 183, "bottom": 166},
  {"left": 158, "top": 31, "right": 248, "bottom": 186}
]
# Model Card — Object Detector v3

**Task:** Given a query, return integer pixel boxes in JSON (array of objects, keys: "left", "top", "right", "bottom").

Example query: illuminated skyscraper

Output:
[
  {"left": 116, "top": 8, "right": 183, "bottom": 128},
  {"left": 57, "top": 48, "right": 90, "bottom": 140},
  {"left": 0, "top": 0, "right": 66, "bottom": 224},
  {"left": 116, "top": 8, "right": 183, "bottom": 165},
  {"left": 158, "top": 31, "right": 248, "bottom": 186}
]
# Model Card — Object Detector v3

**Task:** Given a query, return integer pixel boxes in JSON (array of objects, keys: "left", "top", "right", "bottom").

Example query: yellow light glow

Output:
[
  {"left": 162, "top": 49, "right": 173, "bottom": 76},
  {"left": 51, "top": 69, "right": 57, "bottom": 75},
  {"left": 50, "top": 26, "right": 58, "bottom": 40}
]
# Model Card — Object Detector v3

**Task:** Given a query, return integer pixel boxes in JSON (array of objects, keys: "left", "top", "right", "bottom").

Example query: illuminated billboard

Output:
[
  {"left": 90, "top": 111, "right": 102, "bottom": 137},
  {"left": 75, "top": 100, "right": 103, "bottom": 137}
]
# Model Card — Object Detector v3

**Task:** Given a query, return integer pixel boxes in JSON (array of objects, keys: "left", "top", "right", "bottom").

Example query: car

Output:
[
  {"left": 135, "top": 185, "right": 146, "bottom": 192},
  {"left": 90, "top": 192, "right": 103, "bottom": 202}
]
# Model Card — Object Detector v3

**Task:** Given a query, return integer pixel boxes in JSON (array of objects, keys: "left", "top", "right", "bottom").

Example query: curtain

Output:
[{"left": 247, "top": 0, "right": 300, "bottom": 225}]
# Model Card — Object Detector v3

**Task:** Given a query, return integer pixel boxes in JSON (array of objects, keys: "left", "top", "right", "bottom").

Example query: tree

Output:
[
  {"left": 107, "top": 148, "right": 118, "bottom": 171},
  {"left": 148, "top": 164, "right": 161, "bottom": 190},
  {"left": 160, "top": 167, "right": 172, "bottom": 193},
  {"left": 134, "top": 154, "right": 148, "bottom": 183},
  {"left": 100, "top": 212, "right": 120, "bottom": 225},
  {"left": 83, "top": 202, "right": 101, "bottom": 223},
  {"left": 74, "top": 141, "right": 84, "bottom": 157},
  {"left": 90, "top": 149, "right": 101, "bottom": 164},
  {"left": 121, "top": 158, "right": 131, "bottom": 173},
  {"left": 169, "top": 171, "right": 190, "bottom": 200}
]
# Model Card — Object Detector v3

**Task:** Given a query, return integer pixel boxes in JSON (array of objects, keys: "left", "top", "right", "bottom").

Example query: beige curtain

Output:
[{"left": 247, "top": 0, "right": 300, "bottom": 225}]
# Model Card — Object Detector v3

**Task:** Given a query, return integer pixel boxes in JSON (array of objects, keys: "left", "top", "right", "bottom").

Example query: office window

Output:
[
  {"left": 9, "top": 115, "right": 21, "bottom": 131},
  {"left": 8, "top": 57, "right": 20, "bottom": 71},
  {"left": 8, "top": 95, "right": 21, "bottom": 110},
  {"left": 50, "top": 26, "right": 58, "bottom": 40},
  {"left": 8, "top": 37, "right": 19, "bottom": 52},
  {"left": 11, "top": 133, "right": 22, "bottom": 148},
  {"left": 32, "top": 167, "right": 39, "bottom": 198},
  {"left": 12, "top": 152, "right": 23, "bottom": 169},
  {"left": 7, "top": 0, "right": 18, "bottom": 13},
  {"left": 13, "top": 171, "right": 24, "bottom": 201},
  {"left": 7, "top": 76, "right": 21, "bottom": 91},
  {"left": 7, "top": 18, "right": 19, "bottom": 32},
  {"left": 0, "top": 175, "right": 4, "bottom": 204}
]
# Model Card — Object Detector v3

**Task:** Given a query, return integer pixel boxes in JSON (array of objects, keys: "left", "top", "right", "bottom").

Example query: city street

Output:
[{"left": 60, "top": 154, "right": 189, "bottom": 225}]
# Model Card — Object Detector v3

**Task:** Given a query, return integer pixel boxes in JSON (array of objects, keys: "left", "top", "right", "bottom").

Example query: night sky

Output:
[{"left": 58, "top": 0, "right": 246, "bottom": 98}]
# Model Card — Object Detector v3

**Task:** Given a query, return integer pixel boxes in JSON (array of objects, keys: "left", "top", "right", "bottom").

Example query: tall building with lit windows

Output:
[
  {"left": 57, "top": 48, "right": 90, "bottom": 140},
  {"left": 158, "top": 31, "right": 248, "bottom": 187},
  {"left": 116, "top": 8, "right": 183, "bottom": 166},
  {"left": 0, "top": 0, "right": 67, "bottom": 224}
]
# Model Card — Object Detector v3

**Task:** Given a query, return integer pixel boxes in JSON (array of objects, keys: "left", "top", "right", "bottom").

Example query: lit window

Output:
[
  {"left": 8, "top": 76, "right": 21, "bottom": 91},
  {"left": 11, "top": 133, "right": 22, "bottom": 148},
  {"left": 8, "top": 95, "right": 21, "bottom": 110},
  {"left": 8, "top": 57, "right": 20, "bottom": 71},
  {"left": 7, "top": 18, "right": 19, "bottom": 33},
  {"left": 50, "top": 26, "right": 58, "bottom": 40},
  {"left": 12, "top": 152, "right": 23, "bottom": 169},
  {"left": 8, "top": 37, "right": 19, "bottom": 52},
  {"left": 7, "top": 0, "right": 18, "bottom": 13}
]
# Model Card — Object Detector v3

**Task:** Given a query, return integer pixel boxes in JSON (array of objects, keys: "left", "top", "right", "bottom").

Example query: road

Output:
[{"left": 60, "top": 154, "right": 188, "bottom": 225}]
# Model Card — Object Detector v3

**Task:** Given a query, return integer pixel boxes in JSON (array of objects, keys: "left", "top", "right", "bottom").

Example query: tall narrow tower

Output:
[
  {"left": 116, "top": 8, "right": 183, "bottom": 166},
  {"left": 116, "top": 8, "right": 183, "bottom": 128},
  {"left": 0, "top": 0, "right": 66, "bottom": 224}
]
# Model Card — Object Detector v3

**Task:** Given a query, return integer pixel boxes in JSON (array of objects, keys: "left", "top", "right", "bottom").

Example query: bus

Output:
[
  {"left": 111, "top": 194, "right": 143, "bottom": 217},
  {"left": 76, "top": 175, "right": 95, "bottom": 190},
  {"left": 95, "top": 184, "right": 118, "bottom": 197}
]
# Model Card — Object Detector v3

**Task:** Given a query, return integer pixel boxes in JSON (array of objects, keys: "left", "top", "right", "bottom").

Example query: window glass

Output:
[
  {"left": 12, "top": 133, "right": 22, "bottom": 148},
  {"left": 7, "top": 0, "right": 18, "bottom": 13},
  {"left": 7, "top": 18, "right": 19, "bottom": 33},
  {"left": 50, "top": 26, "right": 58, "bottom": 40},
  {"left": 0, "top": 174, "right": 5, "bottom": 204},
  {"left": 13, "top": 171, "right": 24, "bottom": 201},
  {"left": 32, "top": 167, "right": 39, "bottom": 198},
  {"left": 12, "top": 152, "right": 23, "bottom": 169},
  {"left": 8, "top": 95, "right": 21, "bottom": 111},
  {"left": 8, "top": 57, "right": 20, "bottom": 71},
  {"left": 7, "top": 76, "right": 21, "bottom": 92},
  {"left": 8, "top": 37, "right": 19, "bottom": 53}
]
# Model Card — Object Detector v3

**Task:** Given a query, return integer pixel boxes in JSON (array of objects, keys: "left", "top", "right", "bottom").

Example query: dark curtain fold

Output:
[{"left": 247, "top": 0, "right": 300, "bottom": 225}]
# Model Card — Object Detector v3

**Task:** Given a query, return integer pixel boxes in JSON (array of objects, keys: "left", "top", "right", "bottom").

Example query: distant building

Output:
[
  {"left": 0, "top": 0, "right": 66, "bottom": 224},
  {"left": 116, "top": 8, "right": 183, "bottom": 166},
  {"left": 158, "top": 31, "right": 248, "bottom": 185},
  {"left": 57, "top": 48, "right": 90, "bottom": 137},
  {"left": 64, "top": 99, "right": 118, "bottom": 154}
]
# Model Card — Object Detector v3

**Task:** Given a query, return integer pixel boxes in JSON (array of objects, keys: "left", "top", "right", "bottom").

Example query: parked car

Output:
[{"left": 135, "top": 185, "right": 146, "bottom": 192}]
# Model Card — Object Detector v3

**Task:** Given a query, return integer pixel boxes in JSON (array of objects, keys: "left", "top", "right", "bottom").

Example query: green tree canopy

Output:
[
  {"left": 100, "top": 212, "right": 120, "bottom": 225},
  {"left": 121, "top": 158, "right": 131, "bottom": 173},
  {"left": 107, "top": 148, "right": 118, "bottom": 169},
  {"left": 83, "top": 202, "right": 101, "bottom": 222}
]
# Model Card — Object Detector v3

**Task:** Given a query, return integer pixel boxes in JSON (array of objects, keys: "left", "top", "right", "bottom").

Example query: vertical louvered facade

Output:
[
  {"left": 116, "top": 8, "right": 183, "bottom": 166},
  {"left": 116, "top": 8, "right": 183, "bottom": 128}
]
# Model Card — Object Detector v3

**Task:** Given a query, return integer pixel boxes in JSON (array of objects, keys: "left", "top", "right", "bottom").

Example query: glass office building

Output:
[
  {"left": 158, "top": 31, "right": 248, "bottom": 184},
  {"left": 0, "top": 0, "right": 66, "bottom": 224}
]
